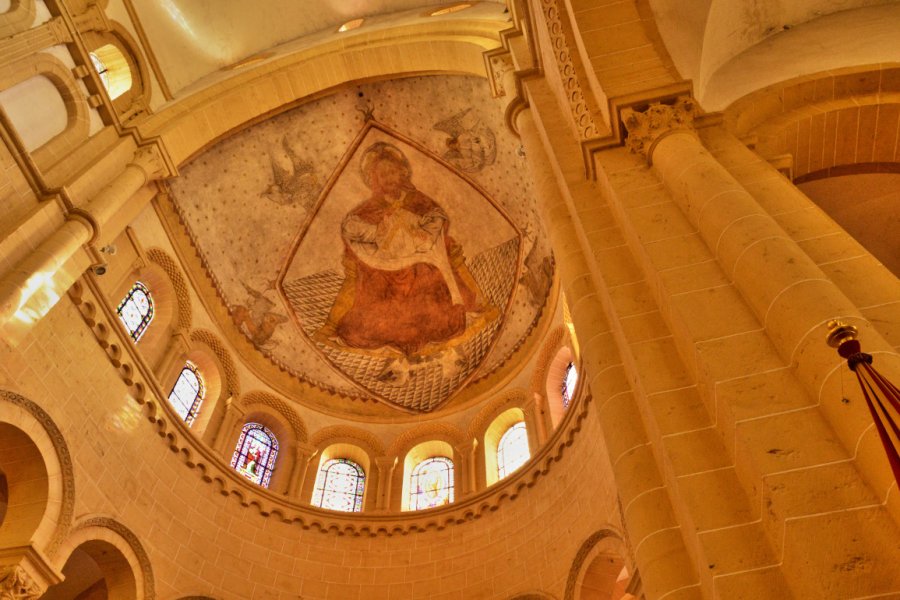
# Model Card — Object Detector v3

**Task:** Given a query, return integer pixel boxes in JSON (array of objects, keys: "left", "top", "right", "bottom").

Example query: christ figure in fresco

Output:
[{"left": 315, "top": 142, "right": 495, "bottom": 357}]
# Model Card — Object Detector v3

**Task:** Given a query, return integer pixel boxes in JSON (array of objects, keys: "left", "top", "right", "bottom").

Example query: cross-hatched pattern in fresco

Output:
[{"left": 283, "top": 238, "right": 518, "bottom": 411}]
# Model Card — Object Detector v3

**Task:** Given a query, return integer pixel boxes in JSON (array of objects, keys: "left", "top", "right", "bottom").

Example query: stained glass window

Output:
[
  {"left": 409, "top": 456, "right": 454, "bottom": 510},
  {"left": 167, "top": 362, "right": 204, "bottom": 426},
  {"left": 497, "top": 422, "right": 530, "bottom": 479},
  {"left": 117, "top": 281, "right": 153, "bottom": 342},
  {"left": 230, "top": 423, "right": 278, "bottom": 488},
  {"left": 311, "top": 458, "right": 366, "bottom": 512},
  {"left": 562, "top": 361, "right": 578, "bottom": 408}
]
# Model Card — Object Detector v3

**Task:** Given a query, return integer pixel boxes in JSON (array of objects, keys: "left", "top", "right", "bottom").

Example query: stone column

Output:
[
  {"left": 214, "top": 400, "right": 246, "bottom": 458},
  {"left": 0, "top": 147, "right": 165, "bottom": 335},
  {"left": 515, "top": 105, "right": 699, "bottom": 598},
  {"left": 454, "top": 440, "right": 478, "bottom": 497},
  {"left": 622, "top": 97, "right": 900, "bottom": 505},
  {"left": 523, "top": 393, "right": 548, "bottom": 450},
  {"left": 374, "top": 456, "right": 397, "bottom": 511},
  {"left": 154, "top": 329, "right": 190, "bottom": 385},
  {"left": 287, "top": 442, "right": 318, "bottom": 499}
]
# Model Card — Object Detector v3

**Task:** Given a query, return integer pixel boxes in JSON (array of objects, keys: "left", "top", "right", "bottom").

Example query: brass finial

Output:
[{"left": 826, "top": 319, "right": 858, "bottom": 348}]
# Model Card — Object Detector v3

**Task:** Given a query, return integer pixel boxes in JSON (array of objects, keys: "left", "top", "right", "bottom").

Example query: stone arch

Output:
[
  {"left": 306, "top": 425, "right": 386, "bottom": 511},
  {"left": 0, "top": 389, "right": 74, "bottom": 557},
  {"left": 387, "top": 422, "right": 466, "bottom": 512},
  {"left": 466, "top": 389, "right": 531, "bottom": 489},
  {"left": 50, "top": 516, "right": 155, "bottom": 600},
  {"left": 386, "top": 421, "right": 466, "bottom": 458},
  {"left": 564, "top": 529, "right": 632, "bottom": 600},
  {"left": 0, "top": 51, "right": 91, "bottom": 170},
  {"left": 146, "top": 247, "right": 192, "bottom": 332},
  {"left": 82, "top": 22, "right": 152, "bottom": 117},
  {"left": 0, "top": 0, "right": 36, "bottom": 38},
  {"left": 529, "top": 325, "right": 566, "bottom": 397},
  {"left": 187, "top": 329, "right": 241, "bottom": 440},
  {"left": 239, "top": 390, "right": 307, "bottom": 443}
]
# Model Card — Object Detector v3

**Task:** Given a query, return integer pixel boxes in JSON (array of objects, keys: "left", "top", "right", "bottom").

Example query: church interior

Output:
[{"left": 0, "top": 0, "right": 899, "bottom": 598}]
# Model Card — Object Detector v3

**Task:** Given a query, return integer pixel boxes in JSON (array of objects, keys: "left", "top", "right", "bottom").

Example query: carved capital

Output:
[
  {"left": 131, "top": 146, "right": 167, "bottom": 181},
  {"left": 0, "top": 567, "right": 42, "bottom": 600},
  {"left": 622, "top": 96, "right": 697, "bottom": 159}
]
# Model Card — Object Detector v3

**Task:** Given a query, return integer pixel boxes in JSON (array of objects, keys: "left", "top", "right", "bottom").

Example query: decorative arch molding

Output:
[
  {"left": 0, "top": 0, "right": 37, "bottom": 41},
  {"left": 530, "top": 325, "right": 567, "bottom": 397},
  {"left": 239, "top": 390, "right": 307, "bottom": 443},
  {"left": 146, "top": 247, "right": 192, "bottom": 331},
  {"left": 61, "top": 515, "right": 155, "bottom": 600},
  {"left": 0, "top": 389, "right": 75, "bottom": 557},
  {"left": 386, "top": 421, "right": 467, "bottom": 458},
  {"left": 82, "top": 21, "right": 152, "bottom": 117},
  {"left": 466, "top": 388, "right": 529, "bottom": 441},
  {"left": 563, "top": 528, "right": 628, "bottom": 600},
  {"left": 309, "top": 425, "right": 385, "bottom": 457},
  {"left": 190, "top": 328, "right": 241, "bottom": 397},
  {"left": 0, "top": 51, "right": 91, "bottom": 170}
]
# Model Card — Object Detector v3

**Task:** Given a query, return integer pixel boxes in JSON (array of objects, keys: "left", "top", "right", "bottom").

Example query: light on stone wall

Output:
[
  {"left": 429, "top": 3, "right": 472, "bottom": 16},
  {"left": 12, "top": 271, "right": 60, "bottom": 326}
]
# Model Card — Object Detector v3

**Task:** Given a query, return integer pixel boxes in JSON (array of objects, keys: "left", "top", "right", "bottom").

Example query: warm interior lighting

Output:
[
  {"left": 338, "top": 18, "right": 364, "bottom": 32},
  {"left": 225, "top": 52, "right": 274, "bottom": 71},
  {"left": 429, "top": 3, "right": 473, "bottom": 16}
]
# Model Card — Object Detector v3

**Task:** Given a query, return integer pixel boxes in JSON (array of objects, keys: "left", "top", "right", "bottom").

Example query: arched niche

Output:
[
  {"left": 228, "top": 408, "right": 295, "bottom": 494},
  {"left": 399, "top": 439, "right": 456, "bottom": 512},
  {"left": 308, "top": 442, "right": 371, "bottom": 512},
  {"left": 82, "top": 23, "right": 151, "bottom": 118},
  {"left": 0, "top": 422, "right": 49, "bottom": 549},
  {"left": 565, "top": 530, "right": 634, "bottom": 600},
  {"left": 42, "top": 540, "right": 137, "bottom": 600},
  {"left": 484, "top": 407, "right": 528, "bottom": 487},
  {"left": 546, "top": 345, "right": 577, "bottom": 428}
]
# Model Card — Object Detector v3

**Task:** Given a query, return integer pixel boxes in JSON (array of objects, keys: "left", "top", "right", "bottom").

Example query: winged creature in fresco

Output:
[
  {"left": 315, "top": 142, "right": 498, "bottom": 360},
  {"left": 262, "top": 136, "right": 319, "bottom": 209},
  {"left": 231, "top": 280, "right": 289, "bottom": 349},
  {"left": 433, "top": 108, "right": 497, "bottom": 173}
]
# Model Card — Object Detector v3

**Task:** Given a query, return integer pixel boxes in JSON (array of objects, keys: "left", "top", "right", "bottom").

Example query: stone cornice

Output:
[{"left": 67, "top": 274, "right": 593, "bottom": 536}]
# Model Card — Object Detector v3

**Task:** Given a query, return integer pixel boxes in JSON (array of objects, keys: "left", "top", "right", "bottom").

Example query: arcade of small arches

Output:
[{"left": 107, "top": 270, "right": 582, "bottom": 513}]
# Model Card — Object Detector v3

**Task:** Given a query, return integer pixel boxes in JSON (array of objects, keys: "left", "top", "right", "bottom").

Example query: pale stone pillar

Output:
[
  {"left": 515, "top": 105, "right": 699, "bottom": 598},
  {"left": 287, "top": 442, "right": 318, "bottom": 499},
  {"left": 374, "top": 456, "right": 397, "bottom": 511},
  {"left": 154, "top": 329, "right": 190, "bottom": 385},
  {"left": 0, "top": 147, "right": 164, "bottom": 334},
  {"left": 454, "top": 440, "right": 478, "bottom": 496},
  {"left": 524, "top": 393, "right": 549, "bottom": 450},
  {"left": 214, "top": 400, "right": 246, "bottom": 458},
  {"left": 623, "top": 98, "right": 900, "bottom": 507}
]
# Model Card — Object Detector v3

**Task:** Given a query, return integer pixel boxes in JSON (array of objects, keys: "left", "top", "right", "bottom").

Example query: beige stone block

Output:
[
  {"left": 608, "top": 281, "right": 657, "bottom": 316},
  {"left": 634, "top": 527, "right": 698, "bottom": 599},
  {"left": 598, "top": 392, "right": 647, "bottom": 462},
  {"left": 593, "top": 244, "right": 643, "bottom": 287},
  {"left": 664, "top": 428, "right": 733, "bottom": 476},
  {"left": 670, "top": 285, "right": 760, "bottom": 342},
  {"left": 646, "top": 387, "right": 711, "bottom": 435},
  {"left": 862, "top": 301, "right": 900, "bottom": 348},
  {"left": 625, "top": 201, "right": 696, "bottom": 244},
  {"left": 585, "top": 225, "right": 626, "bottom": 250},
  {"left": 797, "top": 231, "right": 867, "bottom": 265},
  {"left": 620, "top": 310, "right": 669, "bottom": 343},
  {"left": 630, "top": 337, "right": 693, "bottom": 393},
  {"left": 713, "top": 566, "right": 793, "bottom": 600},
  {"left": 644, "top": 233, "right": 712, "bottom": 272},
  {"left": 781, "top": 507, "right": 900, "bottom": 598},
  {"left": 659, "top": 260, "right": 730, "bottom": 296},
  {"left": 616, "top": 182, "right": 672, "bottom": 209},
  {"left": 613, "top": 444, "right": 664, "bottom": 507},
  {"left": 696, "top": 330, "right": 785, "bottom": 384},
  {"left": 698, "top": 522, "right": 776, "bottom": 575},
  {"left": 622, "top": 487, "right": 678, "bottom": 549},
  {"left": 820, "top": 255, "right": 900, "bottom": 308},
  {"left": 677, "top": 467, "right": 757, "bottom": 530}
]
